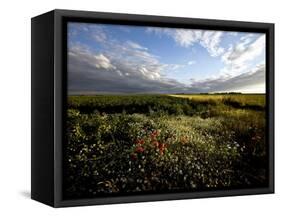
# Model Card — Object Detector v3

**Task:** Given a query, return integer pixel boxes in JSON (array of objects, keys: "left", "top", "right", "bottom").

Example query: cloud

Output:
[
  {"left": 221, "top": 34, "right": 265, "bottom": 75},
  {"left": 68, "top": 46, "right": 115, "bottom": 70},
  {"left": 103, "top": 41, "right": 163, "bottom": 81},
  {"left": 189, "top": 63, "right": 265, "bottom": 93},
  {"left": 93, "top": 54, "right": 115, "bottom": 69},
  {"left": 200, "top": 31, "right": 225, "bottom": 57},
  {"left": 165, "top": 64, "right": 185, "bottom": 70},
  {"left": 147, "top": 28, "right": 225, "bottom": 57},
  {"left": 126, "top": 41, "right": 148, "bottom": 50},
  {"left": 228, "top": 32, "right": 238, "bottom": 36},
  {"left": 188, "top": 60, "right": 196, "bottom": 65},
  {"left": 68, "top": 22, "right": 108, "bottom": 43},
  {"left": 68, "top": 43, "right": 199, "bottom": 94},
  {"left": 92, "top": 30, "right": 107, "bottom": 43}
]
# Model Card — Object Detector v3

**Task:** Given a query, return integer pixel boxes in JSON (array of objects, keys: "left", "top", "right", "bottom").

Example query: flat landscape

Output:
[{"left": 64, "top": 94, "right": 267, "bottom": 198}]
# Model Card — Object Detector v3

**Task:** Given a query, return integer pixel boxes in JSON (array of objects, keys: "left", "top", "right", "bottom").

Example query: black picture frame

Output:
[{"left": 31, "top": 9, "right": 274, "bottom": 207}]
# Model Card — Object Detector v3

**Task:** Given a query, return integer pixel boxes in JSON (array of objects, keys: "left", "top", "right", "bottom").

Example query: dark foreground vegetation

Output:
[{"left": 64, "top": 94, "right": 267, "bottom": 199}]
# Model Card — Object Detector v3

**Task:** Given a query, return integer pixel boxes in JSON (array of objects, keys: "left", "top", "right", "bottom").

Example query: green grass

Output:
[{"left": 64, "top": 94, "right": 267, "bottom": 199}]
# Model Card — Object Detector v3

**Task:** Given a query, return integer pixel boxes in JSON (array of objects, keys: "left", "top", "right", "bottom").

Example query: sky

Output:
[{"left": 67, "top": 22, "right": 266, "bottom": 94}]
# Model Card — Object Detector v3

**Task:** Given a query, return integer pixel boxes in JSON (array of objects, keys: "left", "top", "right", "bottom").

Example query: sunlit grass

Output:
[{"left": 169, "top": 94, "right": 265, "bottom": 107}]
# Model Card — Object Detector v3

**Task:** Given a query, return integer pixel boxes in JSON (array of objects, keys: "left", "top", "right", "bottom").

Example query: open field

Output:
[
  {"left": 64, "top": 94, "right": 267, "bottom": 199},
  {"left": 169, "top": 94, "right": 265, "bottom": 107}
]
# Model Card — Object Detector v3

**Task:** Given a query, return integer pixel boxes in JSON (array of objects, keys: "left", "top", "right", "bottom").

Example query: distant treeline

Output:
[
  {"left": 211, "top": 92, "right": 242, "bottom": 95},
  {"left": 174, "top": 92, "right": 243, "bottom": 95}
]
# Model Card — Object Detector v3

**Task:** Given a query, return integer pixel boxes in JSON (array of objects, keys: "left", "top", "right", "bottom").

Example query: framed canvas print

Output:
[{"left": 31, "top": 9, "right": 274, "bottom": 207}]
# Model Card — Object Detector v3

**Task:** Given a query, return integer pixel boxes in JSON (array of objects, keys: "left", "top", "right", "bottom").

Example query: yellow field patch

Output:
[{"left": 168, "top": 94, "right": 265, "bottom": 107}]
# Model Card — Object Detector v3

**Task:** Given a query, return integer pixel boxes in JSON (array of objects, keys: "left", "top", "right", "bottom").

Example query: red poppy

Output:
[
  {"left": 158, "top": 143, "right": 167, "bottom": 155},
  {"left": 136, "top": 139, "right": 145, "bottom": 145},
  {"left": 152, "top": 130, "right": 159, "bottom": 136},
  {"left": 152, "top": 141, "right": 159, "bottom": 148},
  {"left": 135, "top": 146, "right": 145, "bottom": 153}
]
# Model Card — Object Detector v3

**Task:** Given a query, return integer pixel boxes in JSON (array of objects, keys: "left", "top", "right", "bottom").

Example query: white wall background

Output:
[{"left": 0, "top": 0, "right": 279, "bottom": 215}]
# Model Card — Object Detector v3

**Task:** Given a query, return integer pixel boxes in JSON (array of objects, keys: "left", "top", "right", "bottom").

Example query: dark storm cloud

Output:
[
  {"left": 68, "top": 45, "right": 199, "bottom": 94},
  {"left": 189, "top": 64, "right": 265, "bottom": 92},
  {"left": 68, "top": 44, "right": 265, "bottom": 94}
]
